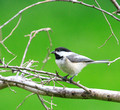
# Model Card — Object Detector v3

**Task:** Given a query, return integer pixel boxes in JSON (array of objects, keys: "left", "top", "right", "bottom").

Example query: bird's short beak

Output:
[{"left": 51, "top": 51, "right": 56, "bottom": 54}]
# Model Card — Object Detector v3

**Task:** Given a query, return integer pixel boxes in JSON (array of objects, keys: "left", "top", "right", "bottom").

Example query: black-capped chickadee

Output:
[{"left": 51, "top": 47, "right": 110, "bottom": 82}]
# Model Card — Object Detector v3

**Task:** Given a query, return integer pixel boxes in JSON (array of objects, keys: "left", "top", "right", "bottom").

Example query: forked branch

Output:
[{"left": 111, "top": 0, "right": 120, "bottom": 14}]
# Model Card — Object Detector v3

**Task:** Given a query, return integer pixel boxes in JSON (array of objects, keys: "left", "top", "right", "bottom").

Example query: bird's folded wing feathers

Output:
[{"left": 66, "top": 53, "right": 94, "bottom": 63}]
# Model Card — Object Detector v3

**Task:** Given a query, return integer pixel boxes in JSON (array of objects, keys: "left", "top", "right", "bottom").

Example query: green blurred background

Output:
[{"left": 0, "top": 0, "right": 120, "bottom": 109}]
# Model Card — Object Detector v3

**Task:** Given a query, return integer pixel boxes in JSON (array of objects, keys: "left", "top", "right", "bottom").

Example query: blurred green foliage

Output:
[{"left": 0, "top": 0, "right": 120, "bottom": 109}]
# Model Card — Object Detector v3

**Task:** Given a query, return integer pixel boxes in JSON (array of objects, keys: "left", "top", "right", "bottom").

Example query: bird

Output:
[{"left": 51, "top": 47, "right": 110, "bottom": 82}]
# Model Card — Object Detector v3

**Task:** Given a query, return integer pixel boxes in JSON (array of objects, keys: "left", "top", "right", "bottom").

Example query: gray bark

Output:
[{"left": 0, "top": 75, "right": 120, "bottom": 103}]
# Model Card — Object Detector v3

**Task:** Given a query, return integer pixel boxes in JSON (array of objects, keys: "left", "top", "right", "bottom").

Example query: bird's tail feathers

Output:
[{"left": 88, "top": 60, "right": 110, "bottom": 64}]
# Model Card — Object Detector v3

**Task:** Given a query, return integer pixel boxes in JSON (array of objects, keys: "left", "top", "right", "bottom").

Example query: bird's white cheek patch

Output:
[{"left": 55, "top": 51, "right": 73, "bottom": 57}]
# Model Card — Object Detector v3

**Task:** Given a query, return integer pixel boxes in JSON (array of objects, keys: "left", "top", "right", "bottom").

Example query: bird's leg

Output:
[
  {"left": 62, "top": 75, "right": 69, "bottom": 81},
  {"left": 69, "top": 75, "right": 76, "bottom": 83}
]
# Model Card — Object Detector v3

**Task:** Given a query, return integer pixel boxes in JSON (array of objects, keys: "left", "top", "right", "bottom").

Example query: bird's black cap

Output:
[{"left": 55, "top": 47, "right": 71, "bottom": 52}]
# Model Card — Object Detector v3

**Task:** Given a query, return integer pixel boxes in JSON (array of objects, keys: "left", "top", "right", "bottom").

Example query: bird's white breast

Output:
[{"left": 55, "top": 57, "right": 87, "bottom": 76}]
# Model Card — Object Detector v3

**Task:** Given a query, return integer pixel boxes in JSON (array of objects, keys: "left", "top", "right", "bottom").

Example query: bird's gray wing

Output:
[{"left": 66, "top": 53, "right": 94, "bottom": 63}]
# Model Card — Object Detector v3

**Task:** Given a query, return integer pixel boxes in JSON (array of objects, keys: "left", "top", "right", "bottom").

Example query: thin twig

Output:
[
  {"left": 7, "top": 56, "right": 17, "bottom": 65},
  {"left": 56, "top": 80, "right": 66, "bottom": 88},
  {"left": 20, "top": 36, "right": 32, "bottom": 67},
  {"left": 1, "top": 43, "right": 15, "bottom": 55},
  {"left": 6, "top": 82, "right": 16, "bottom": 93},
  {"left": 2, "top": 14, "right": 22, "bottom": 42},
  {"left": 108, "top": 57, "right": 120, "bottom": 65},
  {"left": 17, "top": 28, "right": 51, "bottom": 76},
  {"left": 0, "top": 14, "right": 22, "bottom": 55},
  {"left": 16, "top": 93, "right": 35, "bottom": 110},
  {"left": 0, "top": 28, "right": 2, "bottom": 59},
  {"left": 111, "top": 0, "right": 120, "bottom": 14},
  {"left": 19, "top": 70, "right": 50, "bottom": 80},
  {"left": 0, "top": 0, "right": 120, "bottom": 30},
  {"left": 42, "top": 97, "right": 57, "bottom": 107},
  {"left": 20, "top": 60, "right": 38, "bottom": 76},
  {"left": 2, "top": 57, "right": 5, "bottom": 66},
  {"left": 0, "top": 1, "right": 51, "bottom": 29},
  {"left": 37, "top": 94, "right": 50, "bottom": 110},
  {"left": 51, "top": 96, "right": 53, "bottom": 110},
  {"left": 94, "top": 0, "right": 119, "bottom": 48},
  {"left": 41, "top": 31, "right": 52, "bottom": 70},
  {"left": 99, "top": 34, "right": 112, "bottom": 48},
  {"left": 20, "top": 28, "right": 51, "bottom": 67},
  {"left": 0, "top": 69, "right": 11, "bottom": 73}
]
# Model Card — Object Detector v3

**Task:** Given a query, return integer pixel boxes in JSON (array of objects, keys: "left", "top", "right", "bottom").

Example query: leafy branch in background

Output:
[{"left": 0, "top": 0, "right": 120, "bottom": 110}]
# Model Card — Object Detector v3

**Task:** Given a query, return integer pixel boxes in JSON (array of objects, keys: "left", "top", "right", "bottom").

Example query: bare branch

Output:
[
  {"left": 0, "top": 0, "right": 120, "bottom": 30},
  {"left": 0, "top": 64, "right": 90, "bottom": 92},
  {"left": 0, "top": 69, "right": 11, "bottom": 73},
  {"left": 0, "top": 14, "right": 22, "bottom": 56},
  {"left": 37, "top": 94, "right": 50, "bottom": 110},
  {"left": 98, "top": 34, "right": 112, "bottom": 48},
  {"left": 20, "top": 28, "right": 51, "bottom": 67},
  {"left": 20, "top": 60, "right": 38, "bottom": 76},
  {"left": 111, "top": 0, "right": 120, "bottom": 14},
  {"left": 43, "top": 96, "right": 57, "bottom": 107},
  {"left": 108, "top": 57, "right": 120, "bottom": 65},
  {"left": 0, "top": 75, "right": 120, "bottom": 102},
  {"left": 38, "top": 95, "right": 56, "bottom": 110},
  {"left": 19, "top": 70, "right": 50, "bottom": 80},
  {"left": 0, "top": 1, "right": 51, "bottom": 29},
  {"left": 7, "top": 56, "right": 17, "bottom": 65},
  {"left": 55, "top": 80, "right": 66, "bottom": 88},
  {"left": 20, "top": 35, "right": 33, "bottom": 67},
  {"left": 41, "top": 31, "right": 52, "bottom": 70},
  {"left": 6, "top": 82, "right": 16, "bottom": 93},
  {"left": 2, "top": 57, "right": 5, "bottom": 66},
  {"left": 17, "top": 28, "right": 51, "bottom": 76},
  {"left": 0, "top": 57, "right": 119, "bottom": 92},
  {"left": 2, "top": 14, "right": 22, "bottom": 42},
  {"left": 0, "top": 65, "right": 56, "bottom": 76},
  {"left": 56, "top": 71, "right": 90, "bottom": 92},
  {"left": 94, "top": 0, "right": 119, "bottom": 47},
  {"left": 1, "top": 43, "right": 15, "bottom": 55},
  {"left": 0, "top": 28, "right": 2, "bottom": 59},
  {"left": 16, "top": 93, "right": 35, "bottom": 110},
  {"left": 0, "top": 1, "right": 120, "bottom": 108},
  {"left": 0, "top": 28, "right": 2, "bottom": 41},
  {"left": 51, "top": 96, "right": 53, "bottom": 110}
]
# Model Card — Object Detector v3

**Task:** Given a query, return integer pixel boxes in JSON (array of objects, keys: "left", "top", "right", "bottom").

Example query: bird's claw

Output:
[
  {"left": 62, "top": 76, "right": 67, "bottom": 81},
  {"left": 69, "top": 77, "right": 73, "bottom": 83},
  {"left": 62, "top": 75, "right": 69, "bottom": 81}
]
